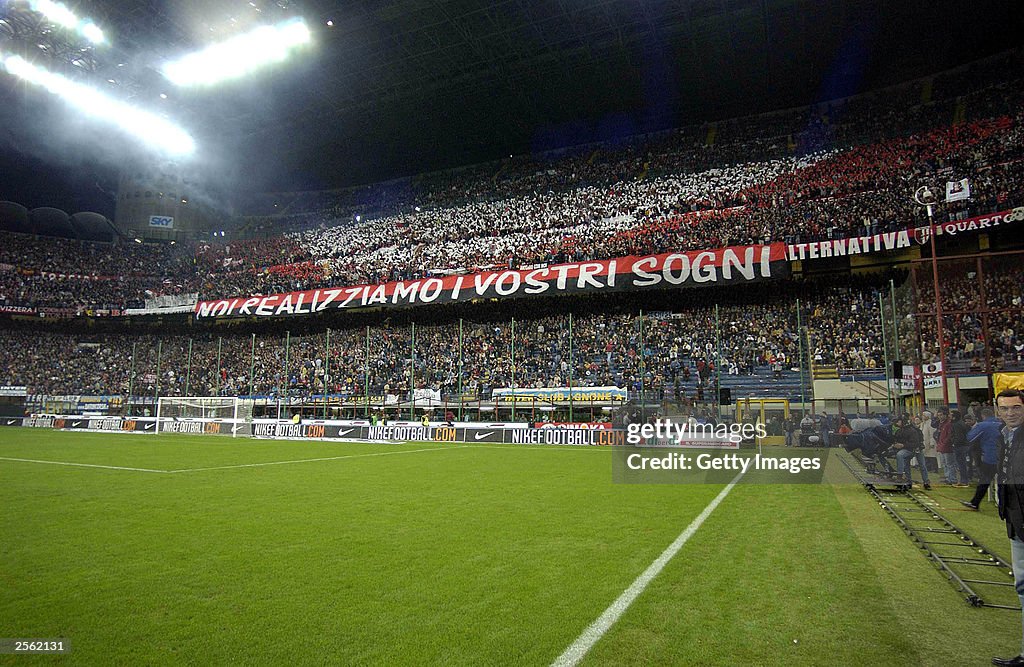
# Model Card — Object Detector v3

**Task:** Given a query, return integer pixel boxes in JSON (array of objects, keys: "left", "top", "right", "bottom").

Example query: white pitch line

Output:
[
  {"left": 0, "top": 456, "right": 169, "bottom": 473},
  {"left": 0, "top": 445, "right": 464, "bottom": 475},
  {"left": 166, "top": 445, "right": 465, "bottom": 473},
  {"left": 551, "top": 470, "right": 745, "bottom": 667}
]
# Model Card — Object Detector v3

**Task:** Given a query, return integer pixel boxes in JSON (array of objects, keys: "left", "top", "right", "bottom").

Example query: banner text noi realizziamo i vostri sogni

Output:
[{"left": 195, "top": 245, "right": 788, "bottom": 319}]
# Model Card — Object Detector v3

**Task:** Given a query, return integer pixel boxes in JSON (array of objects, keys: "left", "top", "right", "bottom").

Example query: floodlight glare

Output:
[
  {"left": 1, "top": 55, "right": 196, "bottom": 156},
  {"left": 26, "top": 0, "right": 108, "bottom": 45},
  {"left": 161, "top": 19, "right": 312, "bottom": 87},
  {"left": 30, "top": 0, "right": 77, "bottom": 29},
  {"left": 80, "top": 22, "right": 105, "bottom": 44}
]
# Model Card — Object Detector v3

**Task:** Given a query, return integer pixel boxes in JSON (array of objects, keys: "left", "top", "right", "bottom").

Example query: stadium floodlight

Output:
[
  {"left": 29, "top": 0, "right": 77, "bottom": 29},
  {"left": 24, "top": 0, "right": 108, "bottom": 44},
  {"left": 1, "top": 54, "right": 196, "bottom": 156},
  {"left": 80, "top": 22, "right": 105, "bottom": 45},
  {"left": 161, "top": 19, "right": 311, "bottom": 87}
]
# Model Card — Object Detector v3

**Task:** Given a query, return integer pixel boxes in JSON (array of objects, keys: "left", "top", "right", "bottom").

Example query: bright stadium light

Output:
[
  {"left": 161, "top": 19, "right": 312, "bottom": 87},
  {"left": 30, "top": 0, "right": 77, "bottom": 29},
  {"left": 25, "top": 0, "right": 108, "bottom": 44},
  {"left": 80, "top": 22, "right": 105, "bottom": 44},
  {"left": 1, "top": 55, "right": 196, "bottom": 156}
]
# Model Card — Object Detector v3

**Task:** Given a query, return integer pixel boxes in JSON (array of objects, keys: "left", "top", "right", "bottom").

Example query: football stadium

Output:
[{"left": 1, "top": 0, "right": 1024, "bottom": 664}]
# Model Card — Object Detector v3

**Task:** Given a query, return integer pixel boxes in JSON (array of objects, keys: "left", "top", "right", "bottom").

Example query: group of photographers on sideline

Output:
[
  {"left": 803, "top": 390, "right": 1024, "bottom": 666},
  {"left": 792, "top": 400, "right": 1003, "bottom": 510}
]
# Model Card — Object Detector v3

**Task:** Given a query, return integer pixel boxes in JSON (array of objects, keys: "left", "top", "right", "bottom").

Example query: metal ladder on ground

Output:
[{"left": 838, "top": 450, "right": 1019, "bottom": 610}]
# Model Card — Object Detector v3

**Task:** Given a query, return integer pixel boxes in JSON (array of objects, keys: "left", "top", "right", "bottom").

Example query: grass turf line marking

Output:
[
  {"left": 0, "top": 446, "right": 463, "bottom": 475},
  {"left": 167, "top": 446, "right": 467, "bottom": 473},
  {"left": 550, "top": 470, "right": 745, "bottom": 667},
  {"left": 0, "top": 456, "right": 169, "bottom": 473}
]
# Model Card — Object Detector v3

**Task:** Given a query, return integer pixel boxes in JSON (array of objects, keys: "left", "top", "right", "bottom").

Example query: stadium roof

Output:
[{"left": 1, "top": 0, "right": 1022, "bottom": 207}]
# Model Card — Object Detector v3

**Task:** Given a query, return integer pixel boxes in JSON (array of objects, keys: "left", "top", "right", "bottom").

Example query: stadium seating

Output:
[
  {"left": 0, "top": 55, "right": 1022, "bottom": 403},
  {"left": 0, "top": 73, "right": 1020, "bottom": 311},
  {"left": 0, "top": 281, "right": 895, "bottom": 400}
]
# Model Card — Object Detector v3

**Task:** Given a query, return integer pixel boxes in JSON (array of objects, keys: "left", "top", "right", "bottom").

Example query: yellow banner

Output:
[{"left": 994, "top": 373, "right": 1024, "bottom": 395}]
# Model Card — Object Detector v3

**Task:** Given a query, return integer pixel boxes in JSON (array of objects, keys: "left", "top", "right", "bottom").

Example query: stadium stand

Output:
[
  {"left": 6, "top": 6, "right": 1024, "bottom": 664},
  {"left": 0, "top": 280, "right": 893, "bottom": 402},
  {"left": 0, "top": 53, "right": 1022, "bottom": 410},
  {"left": 0, "top": 63, "right": 1020, "bottom": 312}
]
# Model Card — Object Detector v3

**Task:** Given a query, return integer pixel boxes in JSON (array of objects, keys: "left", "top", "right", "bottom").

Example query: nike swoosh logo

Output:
[
  {"left": 145, "top": 423, "right": 155, "bottom": 430},
  {"left": 474, "top": 431, "right": 495, "bottom": 440},
  {"left": 232, "top": 425, "right": 244, "bottom": 433},
  {"left": 339, "top": 428, "right": 355, "bottom": 436},
  {"left": 6, "top": 419, "right": 16, "bottom": 425},
  {"left": 72, "top": 421, "right": 82, "bottom": 428}
]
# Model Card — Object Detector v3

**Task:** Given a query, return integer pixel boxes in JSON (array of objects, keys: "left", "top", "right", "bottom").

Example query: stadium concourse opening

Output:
[{"left": 2, "top": 2, "right": 1024, "bottom": 657}]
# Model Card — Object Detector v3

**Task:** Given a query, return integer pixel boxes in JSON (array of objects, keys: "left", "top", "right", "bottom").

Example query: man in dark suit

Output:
[{"left": 993, "top": 389, "right": 1024, "bottom": 667}]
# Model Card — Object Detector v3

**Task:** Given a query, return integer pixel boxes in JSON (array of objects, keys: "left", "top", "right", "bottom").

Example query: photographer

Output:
[
  {"left": 843, "top": 418, "right": 895, "bottom": 474},
  {"left": 892, "top": 414, "right": 931, "bottom": 489}
]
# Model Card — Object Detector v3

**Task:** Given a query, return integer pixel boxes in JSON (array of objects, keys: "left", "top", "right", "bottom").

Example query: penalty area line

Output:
[
  {"left": 0, "top": 456, "right": 170, "bottom": 473},
  {"left": 0, "top": 446, "right": 466, "bottom": 474},
  {"left": 550, "top": 470, "right": 745, "bottom": 667},
  {"left": 167, "top": 445, "right": 467, "bottom": 473}
]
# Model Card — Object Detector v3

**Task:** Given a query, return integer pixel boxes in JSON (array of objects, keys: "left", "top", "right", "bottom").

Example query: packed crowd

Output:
[
  {"left": 241, "top": 53, "right": 1021, "bottom": 227},
  {"left": 0, "top": 57, "right": 1021, "bottom": 311},
  {"left": 3, "top": 112, "right": 1021, "bottom": 310},
  {"left": 290, "top": 112, "right": 1023, "bottom": 287},
  {"left": 0, "top": 281, "right": 891, "bottom": 399},
  {"left": 0, "top": 235, "right": 312, "bottom": 310},
  {"left": 896, "top": 256, "right": 1024, "bottom": 370}
]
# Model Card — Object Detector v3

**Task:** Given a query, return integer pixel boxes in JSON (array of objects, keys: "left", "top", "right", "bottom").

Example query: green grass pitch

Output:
[{"left": 0, "top": 428, "right": 1019, "bottom": 665}]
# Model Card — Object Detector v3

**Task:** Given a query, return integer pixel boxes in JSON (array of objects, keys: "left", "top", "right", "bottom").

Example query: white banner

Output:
[
  {"left": 492, "top": 386, "right": 628, "bottom": 403},
  {"left": 411, "top": 388, "right": 441, "bottom": 402},
  {"left": 144, "top": 293, "right": 198, "bottom": 310},
  {"left": 890, "top": 378, "right": 917, "bottom": 392},
  {"left": 945, "top": 178, "right": 971, "bottom": 202},
  {"left": 148, "top": 215, "right": 174, "bottom": 229},
  {"left": 124, "top": 304, "right": 196, "bottom": 315}
]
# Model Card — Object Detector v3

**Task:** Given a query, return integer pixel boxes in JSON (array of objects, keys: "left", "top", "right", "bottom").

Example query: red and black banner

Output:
[
  {"left": 786, "top": 206, "right": 1024, "bottom": 261},
  {"left": 195, "top": 244, "right": 789, "bottom": 319}
]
